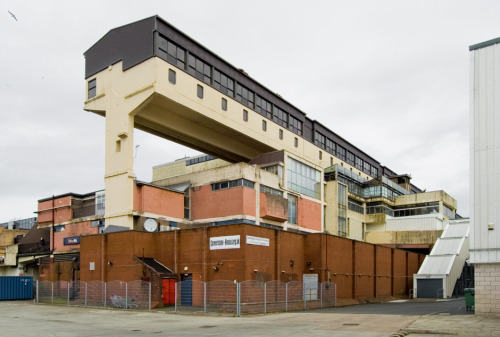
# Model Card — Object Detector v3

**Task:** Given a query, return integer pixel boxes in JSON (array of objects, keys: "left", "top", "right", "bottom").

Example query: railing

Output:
[
  {"left": 35, "top": 280, "right": 337, "bottom": 316},
  {"left": 35, "top": 280, "right": 151, "bottom": 310},
  {"left": 174, "top": 280, "right": 336, "bottom": 316}
]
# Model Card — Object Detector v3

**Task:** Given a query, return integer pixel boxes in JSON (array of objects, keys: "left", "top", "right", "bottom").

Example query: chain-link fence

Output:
[
  {"left": 35, "top": 280, "right": 336, "bottom": 316},
  {"left": 35, "top": 280, "right": 151, "bottom": 310},
  {"left": 174, "top": 280, "right": 336, "bottom": 316}
]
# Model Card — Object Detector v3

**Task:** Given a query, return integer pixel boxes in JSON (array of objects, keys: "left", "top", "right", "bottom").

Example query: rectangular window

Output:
[
  {"left": 168, "top": 69, "right": 176, "bottom": 84},
  {"left": 213, "top": 68, "right": 234, "bottom": 97},
  {"left": 236, "top": 83, "right": 254, "bottom": 109},
  {"left": 262, "top": 120, "right": 267, "bottom": 131},
  {"left": 243, "top": 109, "right": 248, "bottom": 122},
  {"left": 289, "top": 115, "right": 302, "bottom": 136},
  {"left": 337, "top": 145, "right": 346, "bottom": 161},
  {"left": 188, "top": 54, "right": 211, "bottom": 84},
  {"left": 363, "top": 161, "right": 371, "bottom": 175},
  {"left": 371, "top": 166, "right": 378, "bottom": 177},
  {"left": 288, "top": 194, "right": 298, "bottom": 225},
  {"left": 212, "top": 179, "right": 254, "bottom": 191},
  {"left": 260, "top": 185, "right": 283, "bottom": 197},
  {"left": 314, "top": 131, "right": 326, "bottom": 150},
  {"left": 184, "top": 189, "right": 190, "bottom": 219},
  {"left": 355, "top": 157, "right": 363, "bottom": 171},
  {"left": 347, "top": 151, "right": 355, "bottom": 166},
  {"left": 273, "top": 105, "right": 288, "bottom": 127},
  {"left": 287, "top": 157, "right": 321, "bottom": 199},
  {"left": 88, "top": 79, "right": 96, "bottom": 99},
  {"left": 294, "top": 137, "right": 298, "bottom": 147},
  {"left": 255, "top": 95, "right": 272, "bottom": 118},
  {"left": 319, "top": 151, "right": 322, "bottom": 160},
  {"left": 338, "top": 183, "right": 347, "bottom": 237},
  {"left": 221, "top": 98, "right": 227, "bottom": 111},
  {"left": 158, "top": 36, "right": 185, "bottom": 69},
  {"left": 326, "top": 138, "right": 335, "bottom": 155},
  {"left": 197, "top": 85, "right": 203, "bottom": 98},
  {"left": 279, "top": 129, "right": 283, "bottom": 140}
]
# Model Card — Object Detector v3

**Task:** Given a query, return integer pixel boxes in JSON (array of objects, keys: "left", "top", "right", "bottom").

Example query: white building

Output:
[{"left": 470, "top": 37, "right": 500, "bottom": 315}]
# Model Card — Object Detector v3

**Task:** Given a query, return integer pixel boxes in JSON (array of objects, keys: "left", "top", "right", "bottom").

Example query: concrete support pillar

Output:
[{"left": 103, "top": 91, "right": 136, "bottom": 230}]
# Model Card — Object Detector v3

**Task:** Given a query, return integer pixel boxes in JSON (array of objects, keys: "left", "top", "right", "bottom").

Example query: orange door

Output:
[{"left": 162, "top": 278, "right": 176, "bottom": 305}]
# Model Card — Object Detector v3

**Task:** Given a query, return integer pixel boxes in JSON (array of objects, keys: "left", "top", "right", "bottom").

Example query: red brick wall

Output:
[
  {"left": 191, "top": 185, "right": 256, "bottom": 220},
  {"left": 79, "top": 224, "right": 425, "bottom": 304},
  {"left": 297, "top": 197, "right": 322, "bottom": 231},
  {"left": 38, "top": 196, "right": 72, "bottom": 224},
  {"left": 133, "top": 185, "right": 184, "bottom": 218},
  {"left": 375, "top": 245, "right": 392, "bottom": 297},
  {"left": 53, "top": 221, "right": 99, "bottom": 252},
  {"left": 354, "top": 241, "right": 375, "bottom": 298}
]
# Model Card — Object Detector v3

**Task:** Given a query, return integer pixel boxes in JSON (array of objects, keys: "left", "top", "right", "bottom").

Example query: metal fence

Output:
[
  {"left": 35, "top": 280, "right": 336, "bottom": 316},
  {"left": 174, "top": 280, "right": 336, "bottom": 316},
  {"left": 35, "top": 280, "right": 151, "bottom": 310}
]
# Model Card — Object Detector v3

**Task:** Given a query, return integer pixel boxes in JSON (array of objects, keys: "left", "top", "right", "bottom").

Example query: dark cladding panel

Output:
[{"left": 84, "top": 16, "right": 156, "bottom": 79}]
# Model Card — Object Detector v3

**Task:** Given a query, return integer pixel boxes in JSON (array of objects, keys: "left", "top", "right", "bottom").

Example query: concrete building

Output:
[
  {"left": 470, "top": 37, "right": 500, "bottom": 315},
  {"left": 83, "top": 16, "right": 459, "bottom": 252}
]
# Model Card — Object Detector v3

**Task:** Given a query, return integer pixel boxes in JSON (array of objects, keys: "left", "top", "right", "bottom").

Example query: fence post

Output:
[
  {"left": 285, "top": 283, "right": 288, "bottom": 312},
  {"left": 334, "top": 283, "right": 337, "bottom": 307},
  {"left": 51, "top": 282, "right": 54, "bottom": 305},
  {"left": 67, "top": 281, "right": 70, "bottom": 306},
  {"left": 125, "top": 282, "right": 128, "bottom": 309},
  {"left": 204, "top": 282, "right": 207, "bottom": 313},
  {"left": 174, "top": 282, "right": 178, "bottom": 312},
  {"left": 104, "top": 282, "right": 107, "bottom": 308},
  {"left": 149, "top": 282, "right": 151, "bottom": 311},
  {"left": 236, "top": 282, "right": 241, "bottom": 317},
  {"left": 321, "top": 283, "right": 323, "bottom": 308},
  {"left": 264, "top": 283, "right": 267, "bottom": 314}
]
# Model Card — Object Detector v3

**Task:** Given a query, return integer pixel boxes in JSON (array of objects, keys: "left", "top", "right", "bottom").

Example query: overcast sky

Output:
[{"left": 1, "top": 0, "right": 498, "bottom": 223}]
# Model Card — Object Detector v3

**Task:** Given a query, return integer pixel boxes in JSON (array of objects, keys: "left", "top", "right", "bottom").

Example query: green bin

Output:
[{"left": 465, "top": 288, "right": 475, "bottom": 311}]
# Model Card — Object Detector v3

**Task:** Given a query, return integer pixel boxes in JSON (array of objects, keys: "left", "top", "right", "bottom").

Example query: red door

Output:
[{"left": 162, "top": 278, "right": 176, "bottom": 305}]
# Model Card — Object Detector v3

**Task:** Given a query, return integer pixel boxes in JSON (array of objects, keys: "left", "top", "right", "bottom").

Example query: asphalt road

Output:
[{"left": 0, "top": 298, "right": 471, "bottom": 337}]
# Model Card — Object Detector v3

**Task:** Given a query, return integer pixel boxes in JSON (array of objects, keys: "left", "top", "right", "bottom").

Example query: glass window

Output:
[
  {"left": 260, "top": 185, "right": 283, "bottom": 197},
  {"left": 347, "top": 151, "right": 355, "bottom": 166},
  {"left": 213, "top": 68, "right": 234, "bottom": 97},
  {"left": 289, "top": 115, "right": 302, "bottom": 136},
  {"left": 168, "top": 69, "right": 176, "bottom": 84},
  {"left": 236, "top": 83, "right": 254, "bottom": 109},
  {"left": 288, "top": 194, "right": 298, "bottom": 225},
  {"left": 212, "top": 179, "right": 254, "bottom": 191},
  {"left": 314, "top": 131, "right": 326, "bottom": 150},
  {"left": 273, "top": 105, "right": 288, "bottom": 127},
  {"left": 88, "top": 79, "right": 96, "bottom": 99},
  {"left": 355, "top": 157, "right": 363, "bottom": 171},
  {"left": 197, "top": 85, "right": 203, "bottom": 98},
  {"left": 188, "top": 54, "right": 211, "bottom": 84},
  {"left": 363, "top": 161, "right": 371, "bottom": 175},
  {"left": 158, "top": 36, "right": 186, "bottom": 69},
  {"left": 286, "top": 157, "right": 321, "bottom": 199},
  {"left": 338, "top": 183, "right": 347, "bottom": 237},
  {"left": 337, "top": 146, "right": 346, "bottom": 161},
  {"left": 255, "top": 95, "right": 272, "bottom": 118},
  {"left": 371, "top": 166, "right": 378, "bottom": 177},
  {"left": 326, "top": 138, "right": 335, "bottom": 155}
]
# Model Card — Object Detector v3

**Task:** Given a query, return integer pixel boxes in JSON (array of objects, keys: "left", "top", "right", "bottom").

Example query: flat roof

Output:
[{"left": 469, "top": 37, "right": 500, "bottom": 51}]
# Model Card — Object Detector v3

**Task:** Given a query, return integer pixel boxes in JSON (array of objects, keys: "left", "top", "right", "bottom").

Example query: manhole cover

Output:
[
  {"left": 199, "top": 325, "right": 217, "bottom": 328},
  {"left": 343, "top": 323, "right": 360, "bottom": 326}
]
